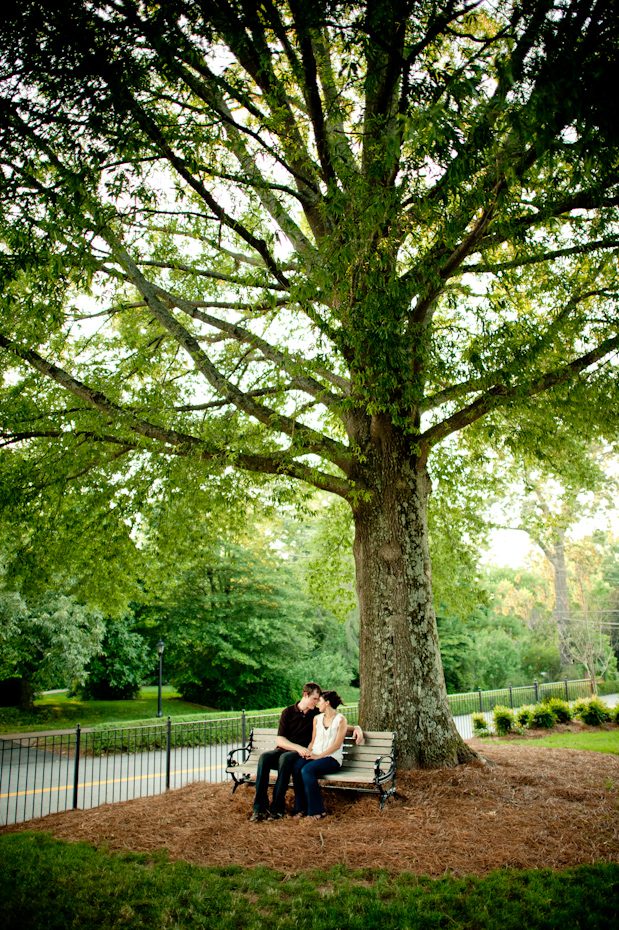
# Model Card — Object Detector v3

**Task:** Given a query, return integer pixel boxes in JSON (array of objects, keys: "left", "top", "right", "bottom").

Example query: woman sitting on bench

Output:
[{"left": 291, "top": 690, "right": 347, "bottom": 820}]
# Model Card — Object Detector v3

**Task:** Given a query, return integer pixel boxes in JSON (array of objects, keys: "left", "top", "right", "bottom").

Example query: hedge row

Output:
[{"left": 473, "top": 697, "right": 619, "bottom": 737}]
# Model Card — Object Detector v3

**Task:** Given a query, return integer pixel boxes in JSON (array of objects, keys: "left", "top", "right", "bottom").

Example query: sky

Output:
[
  {"left": 484, "top": 512, "right": 619, "bottom": 569},
  {"left": 483, "top": 528, "right": 537, "bottom": 568}
]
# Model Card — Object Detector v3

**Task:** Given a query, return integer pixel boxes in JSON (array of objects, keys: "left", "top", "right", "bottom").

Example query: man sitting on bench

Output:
[{"left": 250, "top": 682, "right": 363, "bottom": 822}]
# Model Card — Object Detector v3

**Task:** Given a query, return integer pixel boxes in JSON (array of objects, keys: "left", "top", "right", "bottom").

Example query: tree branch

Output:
[
  {"left": 0, "top": 336, "right": 207, "bottom": 453},
  {"left": 135, "top": 259, "right": 288, "bottom": 290},
  {"left": 0, "top": 424, "right": 352, "bottom": 499},
  {"left": 462, "top": 238, "right": 619, "bottom": 274},
  {"left": 479, "top": 193, "right": 619, "bottom": 251},
  {"left": 103, "top": 229, "right": 352, "bottom": 472},
  {"left": 423, "top": 287, "right": 614, "bottom": 412},
  {"left": 419, "top": 335, "right": 619, "bottom": 452},
  {"left": 203, "top": 0, "right": 326, "bottom": 236},
  {"left": 110, "top": 80, "right": 291, "bottom": 287},
  {"left": 164, "top": 288, "right": 343, "bottom": 405},
  {"left": 288, "top": 0, "right": 337, "bottom": 186},
  {"left": 311, "top": 27, "right": 359, "bottom": 177},
  {"left": 141, "top": 40, "right": 318, "bottom": 255}
]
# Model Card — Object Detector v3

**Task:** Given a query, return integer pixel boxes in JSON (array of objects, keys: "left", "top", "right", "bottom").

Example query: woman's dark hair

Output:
[{"left": 321, "top": 690, "right": 343, "bottom": 709}]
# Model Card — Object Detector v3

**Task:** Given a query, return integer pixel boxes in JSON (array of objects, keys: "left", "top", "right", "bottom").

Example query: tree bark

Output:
[
  {"left": 352, "top": 415, "right": 477, "bottom": 769},
  {"left": 19, "top": 677, "right": 35, "bottom": 712},
  {"left": 548, "top": 534, "right": 572, "bottom": 667}
]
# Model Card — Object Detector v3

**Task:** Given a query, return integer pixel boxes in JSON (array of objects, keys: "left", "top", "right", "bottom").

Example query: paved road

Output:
[{"left": 1, "top": 738, "right": 238, "bottom": 826}]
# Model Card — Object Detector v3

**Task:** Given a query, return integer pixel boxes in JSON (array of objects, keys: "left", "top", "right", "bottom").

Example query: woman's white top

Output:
[{"left": 312, "top": 712, "right": 345, "bottom": 765}]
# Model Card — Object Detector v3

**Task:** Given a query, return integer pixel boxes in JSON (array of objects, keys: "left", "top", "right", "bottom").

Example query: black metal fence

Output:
[
  {"left": 0, "top": 677, "right": 601, "bottom": 827},
  {"left": 447, "top": 676, "right": 596, "bottom": 717}
]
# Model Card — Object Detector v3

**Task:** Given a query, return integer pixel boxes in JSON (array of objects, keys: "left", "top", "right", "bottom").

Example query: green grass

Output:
[
  {"left": 507, "top": 728, "right": 619, "bottom": 755},
  {"left": 0, "top": 687, "right": 219, "bottom": 734},
  {"left": 0, "top": 832, "right": 617, "bottom": 930},
  {"left": 480, "top": 727, "right": 619, "bottom": 755}
]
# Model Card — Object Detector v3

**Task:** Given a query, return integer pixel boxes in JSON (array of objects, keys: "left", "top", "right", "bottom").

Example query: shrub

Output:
[
  {"left": 596, "top": 679, "right": 619, "bottom": 697},
  {"left": 80, "top": 621, "right": 150, "bottom": 700},
  {"left": 530, "top": 704, "right": 555, "bottom": 728},
  {"left": 613, "top": 705, "right": 619, "bottom": 725},
  {"left": 175, "top": 673, "right": 296, "bottom": 711},
  {"left": 573, "top": 698, "right": 612, "bottom": 726},
  {"left": 493, "top": 705, "right": 516, "bottom": 736},
  {"left": 516, "top": 705, "right": 535, "bottom": 728},
  {"left": 472, "top": 712, "right": 489, "bottom": 735},
  {"left": 545, "top": 697, "right": 573, "bottom": 724}
]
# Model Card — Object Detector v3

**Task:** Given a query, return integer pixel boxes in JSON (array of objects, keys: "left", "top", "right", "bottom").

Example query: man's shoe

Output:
[
  {"left": 249, "top": 811, "right": 268, "bottom": 822},
  {"left": 268, "top": 811, "right": 284, "bottom": 820}
]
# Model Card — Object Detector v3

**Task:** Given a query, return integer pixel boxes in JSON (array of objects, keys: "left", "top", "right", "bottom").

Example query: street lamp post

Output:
[{"left": 156, "top": 640, "right": 165, "bottom": 718}]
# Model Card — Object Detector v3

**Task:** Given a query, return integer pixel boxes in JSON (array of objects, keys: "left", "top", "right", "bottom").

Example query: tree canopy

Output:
[{"left": 0, "top": 0, "right": 617, "bottom": 766}]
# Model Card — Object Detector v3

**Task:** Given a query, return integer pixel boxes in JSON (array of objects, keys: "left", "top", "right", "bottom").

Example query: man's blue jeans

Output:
[
  {"left": 253, "top": 749, "right": 299, "bottom": 814},
  {"left": 292, "top": 756, "right": 341, "bottom": 816}
]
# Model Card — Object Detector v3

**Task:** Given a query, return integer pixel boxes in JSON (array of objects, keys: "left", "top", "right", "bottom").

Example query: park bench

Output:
[{"left": 226, "top": 726, "right": 397, "bottom": 809}]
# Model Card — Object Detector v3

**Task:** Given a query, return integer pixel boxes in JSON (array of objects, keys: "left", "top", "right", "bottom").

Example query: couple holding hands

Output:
[{"left": 250, "top": 682, "right": 364, "bottom": 821}]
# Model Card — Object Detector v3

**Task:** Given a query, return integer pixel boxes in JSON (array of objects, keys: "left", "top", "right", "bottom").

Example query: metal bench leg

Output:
[{"left": 229, "top": 773, "right": 250, "bottom": 793}]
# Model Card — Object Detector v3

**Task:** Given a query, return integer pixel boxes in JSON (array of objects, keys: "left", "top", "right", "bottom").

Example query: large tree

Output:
[{"left": 0, "top": 1, "right": 617, "bottom": 766}]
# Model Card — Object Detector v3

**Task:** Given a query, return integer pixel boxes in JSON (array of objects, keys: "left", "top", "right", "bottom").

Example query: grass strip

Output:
[
  {"left": 1, "top": 832, "right": 618, "bottom": 930},
  {"left": 481, "top": 729, "right": 619, "bottom": 755}
]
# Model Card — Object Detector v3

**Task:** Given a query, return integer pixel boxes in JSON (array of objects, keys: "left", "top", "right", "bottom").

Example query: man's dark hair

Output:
[{"left": 302, "top": 682, "right": 321, "bottom": 696}]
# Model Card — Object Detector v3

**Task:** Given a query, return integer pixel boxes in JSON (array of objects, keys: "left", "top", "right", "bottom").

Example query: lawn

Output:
[
  {"left": 1, "top": 832, "right": 618, "bottom": 930},
  {"left": 488, "top": 728, "right": 619, "bottom": 755},
  {"left": 0, "top": 687, "right": 217, "bottom": 734}
]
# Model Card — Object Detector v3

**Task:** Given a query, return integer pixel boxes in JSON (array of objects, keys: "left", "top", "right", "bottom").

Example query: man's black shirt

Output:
[{"left": 277, "top": 703, "right": 319, "bottom": 747}]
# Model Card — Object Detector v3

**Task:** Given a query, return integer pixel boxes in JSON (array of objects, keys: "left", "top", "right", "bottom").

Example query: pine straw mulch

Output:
[{"left": 3, "top": 738, "right": 619, "bottom": 877}]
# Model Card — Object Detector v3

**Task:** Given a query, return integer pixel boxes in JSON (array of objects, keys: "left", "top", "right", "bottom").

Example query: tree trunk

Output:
[
  {"left": 19, "top": 677, "right": 35, "bottom": 712},
  {"left": 548, "top": 534, "right": 572, "bottom": 667},
  {"left": 352, "top": 415, "right": 477, "bottom": 769}
]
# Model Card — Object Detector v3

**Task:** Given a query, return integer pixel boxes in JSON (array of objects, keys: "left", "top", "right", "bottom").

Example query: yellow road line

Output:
[{"left": 0, "top": 763, "right": 227, "bottom": 800}]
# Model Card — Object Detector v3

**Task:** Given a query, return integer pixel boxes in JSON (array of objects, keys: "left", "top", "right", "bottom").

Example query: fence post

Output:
[
  {"left": 533, "top": 679, "right": 539, "bottom": 702},
  {"left": 242, "top": 709, "right": 246, "bottom": 747},
  {"left": 72, "top": 724, "right": 81, "bottom": 810},
  {"left": 478, "top": 689, "right": 483, "bottom": 712},
  {"left": 564, "top": 678, "right": 569, "bottom": 700},
  {"left": 165, "top": 717, "right": 172, "bottom": 790},
  {"left": 508, "top": 685, "right": 513, "bottom": 708}
]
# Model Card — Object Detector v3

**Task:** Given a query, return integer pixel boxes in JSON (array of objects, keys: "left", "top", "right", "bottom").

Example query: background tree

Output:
[
  {"left": 482, "top": 443, "right": 618, "bottom": 665},
  {"left": 79, "top": 616, "right": 151, "bottom": 700},
  {"left": 156, "top": 540, "right": 320, "bottom": 709},
  {"left": 0, "top": 1, "right": 617, "bottom": 766},
  {"left": 0, "top": 587, "right": 103, "bottom": 709},
  {"left": 474, "top": 565, "right": 559, "bottom": 688},
  {"left": 565, "top": 535, "right": 619, "bottom": 682},
  {"left": 599, "top": 539, "right": 619, "bottom": 665}
]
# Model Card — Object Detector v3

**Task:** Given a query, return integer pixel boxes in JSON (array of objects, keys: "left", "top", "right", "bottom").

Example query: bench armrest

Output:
[
  {"left": 227, "top": 746, "right": 248, "bottom": 767},
  {"left": 373, "top": 753, "right": 395, "bottom": 784},
  {"left": 226, "top": 730, "right": 254, "bottom": 768}
]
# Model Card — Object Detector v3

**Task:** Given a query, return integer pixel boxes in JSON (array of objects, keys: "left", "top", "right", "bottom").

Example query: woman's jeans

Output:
[{"left": 292, "top": 756, "right": 341, "bottom": 816}]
